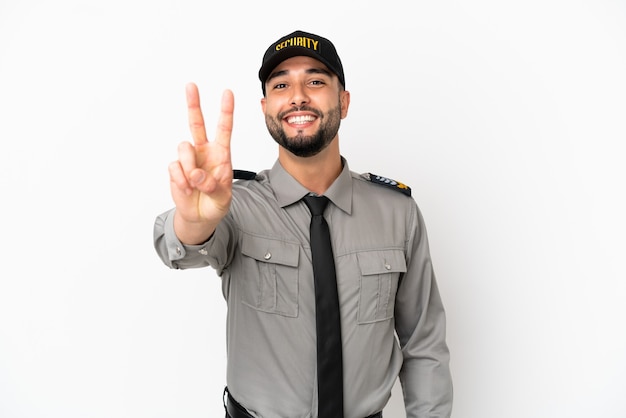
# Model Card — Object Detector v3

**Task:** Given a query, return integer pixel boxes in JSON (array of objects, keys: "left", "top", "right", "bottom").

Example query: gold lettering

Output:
[{"left": 274, "top": 37, "right": 319, "bottom": 52}]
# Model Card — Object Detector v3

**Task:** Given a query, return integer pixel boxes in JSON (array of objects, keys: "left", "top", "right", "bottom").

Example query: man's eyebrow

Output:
[
  {"left": 266, "top": 69, "right": 288, "bottom": 84},
  {"left": 266, "top": 67, "right": 333, "bottom": 84},
  {"left": 305, "top": 67, "right": 332, "bottom": 77}
]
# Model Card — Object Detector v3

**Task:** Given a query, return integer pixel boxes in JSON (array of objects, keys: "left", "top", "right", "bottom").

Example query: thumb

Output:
[
  {"left": 189, "top": 168, "right": 206, "bottom": 186},
  {"left": 189, "top": 168, "right": 223, "bottom": 196}
]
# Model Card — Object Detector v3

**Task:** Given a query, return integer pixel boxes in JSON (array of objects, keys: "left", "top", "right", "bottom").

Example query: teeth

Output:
[{"left": 287, "top": 115, "right": 315, "bottom": 124}]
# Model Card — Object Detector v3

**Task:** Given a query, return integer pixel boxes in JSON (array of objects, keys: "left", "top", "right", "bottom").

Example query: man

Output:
[{"left": 154, "top": 30, "right": 453, "bottom": 418}]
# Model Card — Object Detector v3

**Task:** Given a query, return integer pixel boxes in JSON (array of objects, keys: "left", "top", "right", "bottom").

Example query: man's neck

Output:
[{"left": 278, "top": 139, "right": 343, "bottom": 196}]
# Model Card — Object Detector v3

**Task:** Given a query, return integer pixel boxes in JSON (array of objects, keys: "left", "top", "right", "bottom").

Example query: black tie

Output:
[{"left": 302, "top": 195, "right": 344, "bottom": 418}]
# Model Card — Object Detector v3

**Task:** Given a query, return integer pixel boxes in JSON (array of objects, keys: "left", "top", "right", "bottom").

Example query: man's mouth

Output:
[{"left": 286, "top": 115, "right": 316, "bottom": 125}]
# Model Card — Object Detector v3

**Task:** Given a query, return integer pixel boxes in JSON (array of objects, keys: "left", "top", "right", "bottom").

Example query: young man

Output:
[{"left": 154, "top": 30, "right": 453, "bottom": 418}]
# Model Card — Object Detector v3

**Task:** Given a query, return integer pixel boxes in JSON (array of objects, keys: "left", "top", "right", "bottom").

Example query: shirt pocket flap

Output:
[
  {"left": 357, "top": 249, "right": 407, "bottom": 275},
  {"left": 241, "top": 233, "right": 300, "bottom": 267}
]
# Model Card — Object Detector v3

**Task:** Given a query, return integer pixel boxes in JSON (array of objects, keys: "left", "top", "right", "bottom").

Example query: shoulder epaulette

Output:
[
  {"left": 233, "top": 169, "right": 257, "bottom": 180},
  {"left": 363, "top": 173, "right": 411, "bottom": 197}
]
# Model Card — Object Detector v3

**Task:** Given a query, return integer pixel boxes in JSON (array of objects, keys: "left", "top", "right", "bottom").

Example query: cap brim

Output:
[{"left": 258, "top": 48, "right": 334, "bottom": 85}]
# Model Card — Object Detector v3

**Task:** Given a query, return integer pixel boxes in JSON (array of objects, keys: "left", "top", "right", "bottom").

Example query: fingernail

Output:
[{"left": 191, "top": 170, "right": 205, "bottom": 185}]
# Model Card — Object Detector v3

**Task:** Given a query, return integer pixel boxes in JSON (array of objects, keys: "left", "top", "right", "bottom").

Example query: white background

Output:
[{"left": 1, "top": 1, "right": 625, "bottom": 417}]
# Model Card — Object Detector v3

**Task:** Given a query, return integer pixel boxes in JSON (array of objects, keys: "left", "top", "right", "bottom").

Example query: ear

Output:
[
  {"left": 261, "top": 97, "right": 267, "bottom": 113},
  {"left": 340, "top": 90, "right": 350, "bottom": 119}
]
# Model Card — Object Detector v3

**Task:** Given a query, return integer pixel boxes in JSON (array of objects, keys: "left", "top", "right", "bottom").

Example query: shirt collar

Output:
[{"left": 269, "top": 157, "right": 353, "bottom": 215}]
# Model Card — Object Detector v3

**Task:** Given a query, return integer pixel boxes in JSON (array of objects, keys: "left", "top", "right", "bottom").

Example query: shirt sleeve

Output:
[
  {"left": 394, "top": 201, "right": 453, "bottom": 418},
  {"left": 153, "top": 208, "right": 232, "bottom": 271},
  {"left": 153, "top": 209, "right": 214, "bottom": 269}
]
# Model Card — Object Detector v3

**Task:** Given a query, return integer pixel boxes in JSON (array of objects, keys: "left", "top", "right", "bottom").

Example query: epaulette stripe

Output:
[
  {"left": 365, "top": 172, "right": 412, "bottom": 196},
  {"left": 233, "top": 169, "right": 257, "bottom": 180}
]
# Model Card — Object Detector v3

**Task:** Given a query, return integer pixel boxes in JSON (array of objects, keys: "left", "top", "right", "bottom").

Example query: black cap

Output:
[{"left": 258, "top": 30, "right": 345, "bottom": 94}]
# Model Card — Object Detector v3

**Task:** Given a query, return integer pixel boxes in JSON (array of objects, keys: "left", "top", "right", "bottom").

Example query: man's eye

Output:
[
  {"left": 310, "top": 80, "right": 325, "bottom": 86},
  {"left": 273, "top": 83, "right": 287, "bottom": 90}
]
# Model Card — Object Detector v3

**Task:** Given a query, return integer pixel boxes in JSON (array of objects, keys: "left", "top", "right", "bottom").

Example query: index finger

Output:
[
  {"left": 186, "top": 82, "right": 208, "bottom": 145},
  {"left": 214, "top": 89, "right": 234, "bottom": 148}
]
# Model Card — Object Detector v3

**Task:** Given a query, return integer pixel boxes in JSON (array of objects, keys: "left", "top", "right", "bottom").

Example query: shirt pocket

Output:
[
  {"left": 240, "top": 233, "right": 300, "bottom": 318},
  {"left": 356, "top": 249, "right": 406, "bottom": 324}
]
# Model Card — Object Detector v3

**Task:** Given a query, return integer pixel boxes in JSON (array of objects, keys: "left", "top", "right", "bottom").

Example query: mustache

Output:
[{"left": 278, "top": 106, "right": 322, "bottom": 120}]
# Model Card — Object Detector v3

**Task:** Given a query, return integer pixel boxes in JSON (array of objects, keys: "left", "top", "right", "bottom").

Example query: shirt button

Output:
[
  {"left": 264, "top": 252, "right": 272, "bottom": 260},
  {"left": 198, "top": 248, "right": 208, "bottom": 255},
  {"left": 176, "top": 246, "right": 182, "bottom": 255},
  {"left": 384, "top": 263, "right": 391, "bottom": 270}
]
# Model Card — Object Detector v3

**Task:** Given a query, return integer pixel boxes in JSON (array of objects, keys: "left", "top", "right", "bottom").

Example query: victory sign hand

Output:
[{"left": 169, "top": 83, "right": 234, "bottom": 243}]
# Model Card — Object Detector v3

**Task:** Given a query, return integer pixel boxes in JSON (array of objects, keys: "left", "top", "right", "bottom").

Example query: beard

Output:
[{"left": 265, "top": 102, "right": 342, "bottom": 158}]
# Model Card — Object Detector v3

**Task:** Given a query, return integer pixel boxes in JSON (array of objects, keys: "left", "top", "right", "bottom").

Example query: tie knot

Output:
[{"left": 303, "top": 195, "right": 330, "bottom": 216}]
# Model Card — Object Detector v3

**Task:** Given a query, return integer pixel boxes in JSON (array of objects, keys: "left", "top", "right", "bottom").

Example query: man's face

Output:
[{"left": 261, "top": 56, "right": 350, "bottom": 158}]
